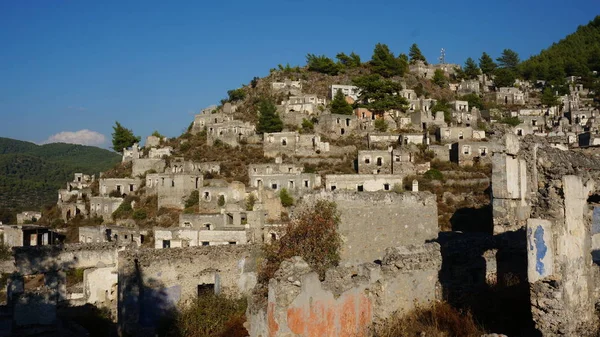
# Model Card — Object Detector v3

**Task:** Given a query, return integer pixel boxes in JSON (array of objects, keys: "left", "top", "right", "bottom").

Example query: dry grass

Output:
[
  {"left": 101, "top": 161, "right": 133, "bottom": 178},
  {"left": 375, "top": 302, "right": 485, "bottom": 337}
]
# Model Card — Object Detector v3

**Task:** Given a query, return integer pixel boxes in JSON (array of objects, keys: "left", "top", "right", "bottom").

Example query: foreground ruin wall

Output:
[
  {"left": 118, "top": 244, "right": 259, "bottom": 335},
  {"left": 520, "top": 139, "right": 600, "bottom": 336},
  {"left": 246, "top": 243, "right": 441, "bottom": 337}
]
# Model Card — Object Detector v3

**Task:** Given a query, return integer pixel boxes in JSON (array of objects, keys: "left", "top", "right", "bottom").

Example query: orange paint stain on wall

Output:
[{"left": 267, "top": 301, "right": 279, "bottom": 337}]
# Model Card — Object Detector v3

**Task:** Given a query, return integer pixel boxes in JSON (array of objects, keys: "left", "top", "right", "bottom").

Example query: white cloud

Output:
[{"left": 44, "top": 129, "right": 106, "bottom": 146}]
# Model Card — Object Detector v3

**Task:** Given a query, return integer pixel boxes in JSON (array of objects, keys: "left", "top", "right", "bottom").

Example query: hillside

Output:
[
  {"left": 0, "top": 138, "right": 121, "bottom": 222},
  {"left": 521, "top": 15, "right": 600, "bottom": 82}
]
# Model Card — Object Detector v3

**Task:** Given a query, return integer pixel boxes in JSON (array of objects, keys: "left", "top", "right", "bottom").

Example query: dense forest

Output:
[
  {"left": 520, "top": 15, "right": 600, "bottom": 83},
  {"left": 0, "top": 137, "right": 120, "bottom": 223}
]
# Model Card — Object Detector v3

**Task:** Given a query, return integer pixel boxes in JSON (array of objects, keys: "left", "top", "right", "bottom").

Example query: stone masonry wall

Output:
[
  {"left": 246, "top": 242, "right": 441, "bottom": 337},
  {"left": 118, "top": 244, "right": 259, "bottom": 336}
]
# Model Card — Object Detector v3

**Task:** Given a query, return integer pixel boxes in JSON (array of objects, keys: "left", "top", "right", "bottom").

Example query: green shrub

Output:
[
  {"left": 258, "top": 200, "right": 341, "bottom": 294},
  {"left": 279, "top": 188, "right": 294, "bottom": 207},
  {"left": 424, "top": 169, "right": 444, "bottom": 180},
  {"left": 66, "top": 268, "right": 85, "bottom": 287},
  {"left": 245, "top": 194, "right": 256, "bottom": 211},
  {"left": 132, "top": 209, "right": 147, "bottom": 220},
  {"left": 108, "top": 190, "right": 122, "bottom": 198},
  {"left": 184, "top": 190, "right": 199, "bottom": 208},
  {"left": 374, "top": 118, "right": 388, "bottom": 132},
  {"left": 499, "top": 116, "right": 522, "bottom": 126}
]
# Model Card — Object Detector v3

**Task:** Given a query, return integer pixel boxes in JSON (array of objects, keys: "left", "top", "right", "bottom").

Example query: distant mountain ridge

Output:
[{"left": 0, "top": 137, "right": 121, "bottom": 223}]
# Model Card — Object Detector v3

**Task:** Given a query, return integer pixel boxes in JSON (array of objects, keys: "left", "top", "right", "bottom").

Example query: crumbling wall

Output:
[
  {"left": 301, "top": 191, "right": 437, "bottom": 265},
  {"left": 246, "top": 243, "right": 442, "bottom": 337},
  {"left": 118, "top": 244, "right": 259, "bottom": 335}
]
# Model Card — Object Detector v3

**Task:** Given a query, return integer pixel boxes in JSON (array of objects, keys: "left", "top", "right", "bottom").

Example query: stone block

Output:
[
  {"left": 491, "top": 153, "right": 521, "bottom": 199},
  {"left": 527, "top": 219, "right": 554, "bottom": 283},
  {"left": 504, "top": 133, "right": 519, "bottom": 155},
  {"left": 492, "top": 198, "right": 531, "bottom": 234}
]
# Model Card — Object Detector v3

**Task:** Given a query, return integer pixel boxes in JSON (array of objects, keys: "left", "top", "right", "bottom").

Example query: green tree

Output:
[
  {"left": 493, "top": 68, "right": 516, "bottom": 87},
  {"left": 111, "top": 122, "right": 141, "bottom": 153},
  {"left": 541, "top": 87, "right": 559, "bottom": 107},
  {"left": 432, "top": 100, "right": 452, "bottom": 124},
  {"left": 409, "top": 43, "right": 427, "bottom": 64},
  {"left": 374, "top": 118, "right": 388, "bottom": 132},
  {"left": 432, "top": 69, "right": 447, "bottom": 87},
  {"left": 279, "top": 188, "right": 294, "bottom": 207},
  {"left": 227, "top": 88, "right": 246, "bottom": 102},
  {"left": 370, "top": 43, "right": 407, "bottom": 77},
  {"left": 460, "top": 93, "right": 484, "bottom": 110},
  {"left": 352, "top": 74, "right": 409, "bottom": 118},
  {"left": 151, "top": 130, "right": 164, "bottom": 138},
  {"left": 496, "top": 49, "right": 520, "bottom": 71},
  {"left": 256, "top": 99, "right": 283, "bottom": 134},
  {"left": 463, "top": 57, "right": 480, "bottom": 79},
  {"left": 330, "top": 89, "right": 354, "bottom": 115},
  {"left": 479, "top": 52, "right": 497, "bottom": 78},
  {"left": 336, "top": 52, "right": 361, "bottom": 68},
  {"left": 306, "top": 54, "right": 340, "bottom": 75}
]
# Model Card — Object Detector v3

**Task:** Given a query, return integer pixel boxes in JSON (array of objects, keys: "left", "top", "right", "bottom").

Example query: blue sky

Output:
[{"left": 0, "top": 0, "right": 598, "bottom": 149}]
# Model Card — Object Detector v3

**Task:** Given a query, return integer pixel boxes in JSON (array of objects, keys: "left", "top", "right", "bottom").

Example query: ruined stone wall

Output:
[
  {"left": 13, "top": 243, "right": 118, "bottom": 275},
  {"left": 301, "top": 191, "right": 437, "bottom": 265},
  {"left": 89, "top": 196, "right": 123, "bottom": 220},
  {"left": 118, "top": 244, "right": 259, "bottom": 335},
  {"left": 324, "top": 174, "right": 404, "bottom": 192},
  {"left": 99, "top": 178, "right": 141, "bottom": 197},
  {"left": 246, "top": 243, "right": 442, "bottom": 337},
  {"left": 132, "top": 158, "right": 166, "bottom": 177}
]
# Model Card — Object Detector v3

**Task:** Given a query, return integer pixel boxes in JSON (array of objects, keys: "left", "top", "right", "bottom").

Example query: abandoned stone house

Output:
[
  {"left": 450, "top": 140, "right": 501, "bottom": 166},
  {"left": 437, "top": 126, "right": 486, "bottom": 142},
  {"left": 449, "top": 100, "right": 469, "bottom": 113},
  {"left": 89, "top": 196, "right": 124, "bottom": 220},
  {"left": 514, "top": 116, "right": 547, "bottom": 137},
  {"left": 198, "top": 180, "right": 246, "bottom": 211},
  {"left": 453, "top": 109, "right": 479, "bottom": 127},
  {"left": 206, "top": 120, "right": 256, "bottom": 146},
  {"left": 495, "top": 87, "right": 526, "bottom": 105},
  {"left": 131, "top": 158, "right": 166, "bottom": 177},
  {"left": 429, "top": 144, "right": 451, "bottom": 162},
  {"left": 78, "top": 225, "right": 148, "bottom": 246},
  {"left": 16, "top": 211, "right": 42, "bottom": 225},
  {"left": 400, "top": 133, "right": 428, "bottom": 146},
  {"left": 69, "top": 173, "right": 94, "bottom": 189},
  {"left": 145, "top": 173, "right": 203, "bottom": 209},
  {"left": 324, "top": 174, "right": 404, "bottom": 192},
  {"left": 280, "top": 94, "right": 326, "bottom": 115},
  {"left": 330, "top": 84, "right": 361, "bottom": 101},
  {"left": 457, "top": 79, "right": 481, "bottom": 94},
  {"left": 263, "top": 131, "right": 330, "bottom": 158},
  {"left": 0, "top": 224, "right": 61, "bottom": 247},
  {"left": 191, "top": 112, "right": 233, "bottom": 135},
  {"left": 122, "top": 143, "right": 141, "bottom": 162},
  {"left": 145, "top": 135, "right": 165, "bottom": 148},
  {"left": 148, "top": 146, "right": 172, "bottom": 159},
  {"left": 168, "top": 158, "right": 220, "bottom": 175},
  {"left": 99, "top": 178, "right": 141, "bottom": 197},
  {"left": 316, "top": 113, "right": 359, "bottom": 138},
  {"left": 57, "top": 185, "right": 89, "bottom": 222},
  {"left": 248, "top": 163, "right": 321, "bottom": 192},
  {"left": 410, "top": 110, "right": 446, "bottom": 130},
  {"left": 272, "top": 79, "right": 302, "bottom": 94},
  {"left": 153, "top": 227, "right": 248, "bottom": 248},
  {"left": 357, "top": 148, "right": 427, "bottom": 175}
]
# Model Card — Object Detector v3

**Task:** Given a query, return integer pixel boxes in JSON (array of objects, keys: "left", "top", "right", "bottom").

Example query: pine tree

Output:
[
  {"left": 497, "top": 49, "right": 520, "bottom": 71},
  {"left": 336, "top": 52, "right": 361, "bottom": 68},
  {"left": 493, "top": 68, "right": 516, "bottom": 88},
  {"left": 111, "top": 122, "right": 141, "bottom": 153},
  {"left": 330, "top": 89, "right": 354, "bottom": 115},
  {"left": 463, "top": 57, "right": 480, "bottom": 79},
  {"left": 541, "top": 87, "right": 559, "bottom": 107},
  {"left": 256, "top": 99, "right": 283, "bottom": 134},
  {"left": 370, "top": 43, "right": 406, "bottom": 78},
  {"left": 409, "top": 43, "right": 427, "bottom": 64},
  {"left": 432, "top": 69, "right": 447, "bottom": 87},
  {"left": 479, "top": 52, "right": 497, "bottom": 78}
]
